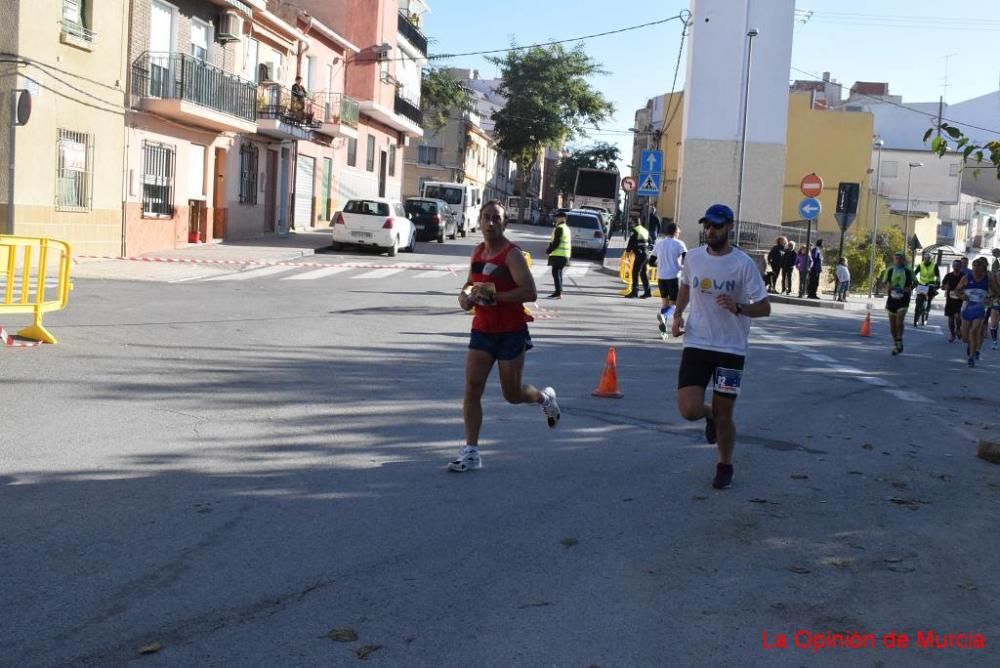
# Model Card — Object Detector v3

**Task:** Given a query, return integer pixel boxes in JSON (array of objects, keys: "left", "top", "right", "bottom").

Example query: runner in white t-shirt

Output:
[
  {"left": 670, "top": 204, "right": 770, "bottom": 490},
  {"left": 649, "top": 221, "right": 687, "bottom": 339}
]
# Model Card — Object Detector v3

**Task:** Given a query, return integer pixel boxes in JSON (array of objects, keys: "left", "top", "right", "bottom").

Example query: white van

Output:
[{"left": 421, "top": 182, "right": 482, "bottom": 237}]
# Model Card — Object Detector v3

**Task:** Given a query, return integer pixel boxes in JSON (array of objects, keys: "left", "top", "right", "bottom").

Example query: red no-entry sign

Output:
[{"left": 800, "top": 173, "right": 824, "bottom": 198}]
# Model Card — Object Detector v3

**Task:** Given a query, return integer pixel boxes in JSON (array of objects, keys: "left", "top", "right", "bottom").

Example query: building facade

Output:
[
  {"left": 1, "top": 0, "right": 129, "bottom": 256},
  {"left": 676, "top": 0, "right": 795, "bottom": 250}
]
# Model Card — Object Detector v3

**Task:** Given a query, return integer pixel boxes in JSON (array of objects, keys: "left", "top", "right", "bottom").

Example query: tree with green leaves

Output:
[
  {"left": 420, "top": 67, "right": 473, "bottom": 133},
  {"left": 554, "top": 143, "right": 621, "bottom": 199},
  {"left": 488, "top": 44, "right": 614, "bottom": 222},
  {"left": 925, "top": 123, "right": 1000, "bottom": 179}
]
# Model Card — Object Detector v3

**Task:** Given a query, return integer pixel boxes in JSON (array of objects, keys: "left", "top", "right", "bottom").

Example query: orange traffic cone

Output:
[
  {"left": 859, "top": 311, "right": 872, "bottom": 337},
  {"left": 592, "top": 346, "right": 624, "bottom": 398}
]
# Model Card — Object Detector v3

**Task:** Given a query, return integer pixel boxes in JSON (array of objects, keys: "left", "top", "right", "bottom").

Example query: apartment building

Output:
[{"left": 0, "top": 0, "right": 129, "bottom": 256}]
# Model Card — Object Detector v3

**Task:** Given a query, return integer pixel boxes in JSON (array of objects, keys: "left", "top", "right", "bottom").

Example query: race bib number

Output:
[
  {"left": 891, "top": 288, "right": 905, "bottom": 300},
  {"left": 966, "top": 288, "right": 986, "bottom": 304},
  {"left": 915, "top": 285, "right": 930, "bottom": 295},
  {"left": 714, "top": 367, "right": 743, "bottom": 397}
]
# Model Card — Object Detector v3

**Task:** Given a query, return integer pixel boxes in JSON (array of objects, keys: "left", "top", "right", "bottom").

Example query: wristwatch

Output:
[{"left": 735, "top": 303, "right": 744, "bottom": 315}]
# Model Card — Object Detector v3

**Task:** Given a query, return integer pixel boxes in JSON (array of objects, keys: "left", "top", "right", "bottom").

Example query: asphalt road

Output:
[{"left": 2, "top": 225, "right": 999, "bottom": 667}]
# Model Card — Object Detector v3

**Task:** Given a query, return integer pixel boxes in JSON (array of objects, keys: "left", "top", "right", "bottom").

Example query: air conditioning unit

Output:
[
  {"left": 258, "top": 62, "right": 281, "bottom": 84},
  {"left": 218, "top": 11, "right": 242, "bottom": 43}
]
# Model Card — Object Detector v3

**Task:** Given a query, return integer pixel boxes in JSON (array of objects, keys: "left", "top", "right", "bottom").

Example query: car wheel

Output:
[{"left": 387, "top": 235, "right": 399, "bottom": 257}]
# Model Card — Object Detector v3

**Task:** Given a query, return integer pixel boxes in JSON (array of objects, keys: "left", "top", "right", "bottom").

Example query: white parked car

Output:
[
  {"left": 331, "top": 198, "right": 416, "bottom": 257},
  {"left": 566, "top": 210, "right": 607, "bottom": 258}
]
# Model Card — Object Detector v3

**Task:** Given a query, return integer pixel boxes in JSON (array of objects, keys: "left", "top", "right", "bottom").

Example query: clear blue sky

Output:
[{"left": 424, "top": 0, "right": 1000, "bottom": 163}]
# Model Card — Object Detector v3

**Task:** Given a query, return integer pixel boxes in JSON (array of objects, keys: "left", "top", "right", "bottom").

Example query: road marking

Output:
[
  {"left": 412, "top": 270, "right": 451, "bottom": 279},
  {"left": 202, "top": 265, "right": 300, "bottom": 281},
  {"left": 281, "top": 266, "right": 353, "bottom": 280},
  {"left": 351, "top": 267, "right": 406, "bottom": 280},
  {"left": 566, "top": 266, "right": 590, "bottom": 278}
]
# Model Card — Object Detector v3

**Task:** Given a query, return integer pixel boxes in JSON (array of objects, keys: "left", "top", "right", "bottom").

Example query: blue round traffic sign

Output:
[{"left": 798, "top": 197, "right": 822, "bottom": 220}]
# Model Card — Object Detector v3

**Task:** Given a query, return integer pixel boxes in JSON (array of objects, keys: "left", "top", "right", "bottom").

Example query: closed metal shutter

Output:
[{"left": 294, "top": 155, "right": 315, "bottom": 229}]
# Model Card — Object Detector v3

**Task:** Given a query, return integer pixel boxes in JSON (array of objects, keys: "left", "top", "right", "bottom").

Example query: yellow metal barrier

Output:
[
  {"left": 0, "top": 236, "right": 73, "bottom": 344},
  {"left": 618, "top": 252, "right": 660, "bottom": 296}
]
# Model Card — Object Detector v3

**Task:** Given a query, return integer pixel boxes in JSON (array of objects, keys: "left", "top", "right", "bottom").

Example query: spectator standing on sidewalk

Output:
[
  {"left": 835, "top": 257, "right": 851, "bottom": 301},
  {"left": 625, "top": 215, "right": 652, "bottom": 299},
  {"left": 807, "top": 239, "right": 824, "bottom": 299},
  {"left": 766, "top": 237, "right": 786, "bottom": 293},
  {"left": 544, "top": 214, "right": 571, "bottom": 299},
  {"left": 781, "top": 241, "right": 796, "bottom": 295},
  {"left": 647, "top": 206, "right": 661, "bottom": 242},
  {"left": 795, "top": 245, "right": 811, "bottom": 297}
]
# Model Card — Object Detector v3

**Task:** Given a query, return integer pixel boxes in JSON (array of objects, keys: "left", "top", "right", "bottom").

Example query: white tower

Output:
[{"left": 676, "top": 0, "right": 795, "bottom": 248}]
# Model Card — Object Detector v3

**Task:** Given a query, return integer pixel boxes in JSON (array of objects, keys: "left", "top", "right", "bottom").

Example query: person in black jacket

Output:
[
  {"left": 625, "top": 215, "right": 652, "bottom": 298},
  {"left": 766, "top": 236, "right": 786, "bottom": 293},
  {"left": 780, "top": 240, "right": 796, "bottom": 295}
]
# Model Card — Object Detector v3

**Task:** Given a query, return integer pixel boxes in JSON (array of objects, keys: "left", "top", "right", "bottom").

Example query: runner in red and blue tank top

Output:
[{"left": 449, "top": 200, "right": 560, "bottom": 472}]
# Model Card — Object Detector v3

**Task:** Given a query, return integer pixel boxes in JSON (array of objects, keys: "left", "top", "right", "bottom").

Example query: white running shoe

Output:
[
  {"left": 540, "top": 387, "right": 560, "bottom": 428},
  {"left": 447, "top": 446, "right": 482, "bottom": 472}
]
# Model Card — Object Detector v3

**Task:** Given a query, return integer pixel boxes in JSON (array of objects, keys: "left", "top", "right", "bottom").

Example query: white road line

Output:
[
  {"left": 565, "top": 266, "right": 590, "bottom": 278},
  {"left": 351, "top": 267, "right": 406, "bottom": 280},
  {"left": 412, "top": 270, "right": 450, "bottom": 279},
  {"left": 202, "top": 265, "right": 299, "bottom": 281},
  {"left": 530, "top": 265, "right": 548, "bottom": 277},
  {"left": 281, "top": 266, "right": 353, "bottom": 280}
]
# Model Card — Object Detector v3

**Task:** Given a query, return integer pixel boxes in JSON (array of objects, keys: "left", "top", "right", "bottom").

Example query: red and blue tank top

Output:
[{"left": 470, "top": 242, "right": 533, "bottom": 333}]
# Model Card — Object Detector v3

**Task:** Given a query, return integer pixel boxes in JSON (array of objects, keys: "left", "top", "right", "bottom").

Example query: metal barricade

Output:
[
  {"left": 618, "top": 251, "right": 659, "bottom": 296},
  {"left": 0, "top": 236, "right": 73, "bottom": 344}
]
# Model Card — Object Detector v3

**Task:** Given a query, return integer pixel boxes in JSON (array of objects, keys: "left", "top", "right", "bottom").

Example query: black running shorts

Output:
[
  {"left": 677, "top": 347, "right": 746, "bottom": 398},
  {"left": 658, "top": 278, "right": 680, "bottom": 301}
]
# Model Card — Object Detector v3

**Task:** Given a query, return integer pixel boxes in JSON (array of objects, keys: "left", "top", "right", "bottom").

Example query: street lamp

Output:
[
  {"left": 905, "top": 161, "right": 923, "bottom": 265},
  {"left": 734, "top": 27, "right": 759, "bottom": 245},
  {"left": 867, "top": 137, "right": 884, "bottom": 299}
]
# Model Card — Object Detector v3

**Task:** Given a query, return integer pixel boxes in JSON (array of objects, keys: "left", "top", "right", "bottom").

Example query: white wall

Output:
[
  {"left": 874, "top": 148, "right": 962, "bottom": 210},
  {"left": 682, "top": 0, "right": 794, "bottom": 144}
]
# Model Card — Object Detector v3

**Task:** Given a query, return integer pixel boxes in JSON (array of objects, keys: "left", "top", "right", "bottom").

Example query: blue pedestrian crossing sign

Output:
[
  {"left": 798, "top": 197, "right": 822, "bottom": 220},
  {"left": 637, "top": 172, "right": 661, "bottom": 196},
  {"left": 640, "top": 150, "right": 662, "bottom": 174}
]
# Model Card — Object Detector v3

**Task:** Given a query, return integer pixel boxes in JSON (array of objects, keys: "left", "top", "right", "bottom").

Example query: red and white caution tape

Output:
[
  {"left": 76, "top": 255, "right": 463, "bottom": 273},
  {"left": 0, "top": 327, "right": 43, "bottom": 348}
]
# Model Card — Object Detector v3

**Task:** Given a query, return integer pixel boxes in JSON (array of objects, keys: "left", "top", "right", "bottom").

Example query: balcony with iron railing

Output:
[
  {"left": 131, "top": 52, "right": 258, "bottom": 133},
  {"left": 256, "top": 84, "right": 320, "bottom": 140},
  {"left": 60, "top": 19, "right": 96, "bottom": 49},
  {"left": 393, "top": 93, "right": 423, "bottom": 128},
  {"left": 313, "top": 93, "right": 361, "bottom": 138},
  {"left": 397, "top": 11, "right": 428, "bottom": 57}
]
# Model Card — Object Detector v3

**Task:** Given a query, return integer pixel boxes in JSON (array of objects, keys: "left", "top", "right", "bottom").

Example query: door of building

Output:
[
  {"left": 321, "top": 157, "right": 332, "bottom": 221},
  {"left": 277, "top": 148, "right": 289, "bottom": 234},
  {"left": 378, "top": 151, "right": 387, "bottom": 198},
  {"left": 149, "top": 1, "right": 174, "bottom": 97},
  {"left": 265, "top": 150, "right": 277, "bottom": 232},
  {"left": 213, "top": 147, "right": 226, "bottom": 239},
  {"left": 294, "top": 155, "right": 315, "bottom": 230}
]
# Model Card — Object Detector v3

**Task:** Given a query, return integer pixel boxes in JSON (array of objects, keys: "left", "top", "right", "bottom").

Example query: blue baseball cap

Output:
[{"left": 701, "top": 204, "right": 735, "bottom": 226}]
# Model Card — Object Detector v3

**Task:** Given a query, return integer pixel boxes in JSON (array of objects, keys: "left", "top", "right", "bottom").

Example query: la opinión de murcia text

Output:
[{"left": 762, "top": 629, "right": 986, "bottom": 652}]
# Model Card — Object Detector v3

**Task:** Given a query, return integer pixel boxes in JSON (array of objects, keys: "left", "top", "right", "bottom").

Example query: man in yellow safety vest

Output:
[{"left": 545, "top": 215, "right": 572, "bottom": 299}]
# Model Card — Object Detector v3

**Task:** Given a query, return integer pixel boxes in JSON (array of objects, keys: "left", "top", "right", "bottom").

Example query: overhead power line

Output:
[
  {"left": 425, "top": 15, "right": 687, "bottom": 62},
  {"left": 789, "top": 66, "right": 1000, "bottom": 137}
]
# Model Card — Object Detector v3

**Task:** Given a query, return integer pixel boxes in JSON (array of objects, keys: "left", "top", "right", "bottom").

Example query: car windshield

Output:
[
  {"left": 424, "top": 186, "right": 463, "bottom": 205},
  {"left": 405, "top": 200, "right": 439, "bottom": 215},
  {"left": 345, "top": 200, "right": 389, "bottom": 216},
  {"left": 566, "top": 214, "right": 601, "bottom": 230}
]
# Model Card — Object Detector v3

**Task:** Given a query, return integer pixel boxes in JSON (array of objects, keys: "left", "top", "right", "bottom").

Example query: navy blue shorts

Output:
[{"left": 469, "top": 328, "right": 533, "bottom": 361}]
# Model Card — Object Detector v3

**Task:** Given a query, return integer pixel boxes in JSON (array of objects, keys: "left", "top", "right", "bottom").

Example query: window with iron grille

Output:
[
  {"left": 347, "top": 137, "right": 357, "bottom": 167},
  {"left": 366, "top": 135, "right": 375, "bottom": 172},
  {"left": 239, "top": 143, "right": 259, "bottom": 204},
  {"left": 56, "top": 129, "right": 93, "bottom": 212},
  {"left": 142, "top": 141, "right": 176, "bottom": 217},
  {"left": 389, "top": 144, "right": 396, "bottom": 177},
  {"left": 417, "top": 145, "right": 439, "bottom": 165}
]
